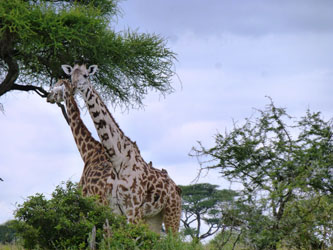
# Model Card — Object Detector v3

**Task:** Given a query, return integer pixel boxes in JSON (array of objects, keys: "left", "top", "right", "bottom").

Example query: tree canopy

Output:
[
  {"left": 0, "top": 0, "right": 176, "bottom": 107},
  {"left": 192, "top": 100, "right": 333, "bottom": 249},
  {"left": 179, "top": 183, "right": 240, "bottom": 242}
]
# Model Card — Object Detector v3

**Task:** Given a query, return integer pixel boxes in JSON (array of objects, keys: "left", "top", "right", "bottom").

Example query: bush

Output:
[
  {"left": 13, "top": 181, "right": 208, "bottom": 250},
  {"left": 13, "top": 181, "right": 154, "bottom": 249},
  {"left": 0, "top": 220, "right": 17, "bottom": 243}
]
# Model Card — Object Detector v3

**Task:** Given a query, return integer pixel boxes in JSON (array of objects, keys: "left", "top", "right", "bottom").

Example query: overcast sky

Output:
[{"left": 1, "top": 0, "right": 333, "bottom": 224}]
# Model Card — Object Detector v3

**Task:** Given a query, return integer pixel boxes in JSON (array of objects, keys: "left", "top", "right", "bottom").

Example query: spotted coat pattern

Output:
[
  {"left": 47, "top": 80, "right": 120, "bottom": 213},
  {"left": 62, "top": 64, "right": 182, "bottom": 233}
]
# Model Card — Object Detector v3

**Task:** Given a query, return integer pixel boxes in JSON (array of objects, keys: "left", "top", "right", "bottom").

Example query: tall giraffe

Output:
[
  {"left": 47, "top": 79, "right": 121, "bottom": 214},
  {"left": 61, "top": 64, "right": 182, "bottom": 233}
]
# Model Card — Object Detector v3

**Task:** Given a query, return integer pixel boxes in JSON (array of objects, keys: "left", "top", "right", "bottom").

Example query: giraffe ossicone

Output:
[{"left": 61, "top": 64, "right": 182, "bottom": 233}]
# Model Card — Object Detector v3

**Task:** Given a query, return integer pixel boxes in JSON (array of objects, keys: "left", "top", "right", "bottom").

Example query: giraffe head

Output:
[
  {"left": 47, "top": 79, "right": 71, "bottom": 104},
  {"left": 61, "top": 64, "right": 98, "bottom": 92}
]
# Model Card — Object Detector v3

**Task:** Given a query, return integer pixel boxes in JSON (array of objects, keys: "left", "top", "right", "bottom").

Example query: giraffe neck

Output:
[
  {"left": 64, "top": 88, "right": 102, "bottom": 163},
  {"left": 80, "top": 85, "right": 142, "bottom": 166}
]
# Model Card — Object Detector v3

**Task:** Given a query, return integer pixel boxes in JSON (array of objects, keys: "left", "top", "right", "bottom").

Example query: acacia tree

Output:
[
  {"left": 179, "top": 183, "right": 240, "bottom": 242},
  {"left": 192, "top": 100, "right": 333, "bottom": 249},
  {"left": 0, "top": 0, "right": 175, "bottom": 112}
]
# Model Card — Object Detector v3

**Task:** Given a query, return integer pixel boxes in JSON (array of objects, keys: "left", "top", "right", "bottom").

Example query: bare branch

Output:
[
  {"left": 57, "top": 102, "right": 69, "bottom": 125},
  {"left": 11, "top": 84, "right": 49, "bottom": 98}
]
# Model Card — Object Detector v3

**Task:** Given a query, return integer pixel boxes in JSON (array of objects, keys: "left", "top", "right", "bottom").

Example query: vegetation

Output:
[
  {"left": 13, "top": 181, "right": 159, "bottom": 249},
  {"left": 0, "top": 220, "right": 16, "bottom": 244},
  {"left": 192, "top": 100, "right": 333, "bottom": 249},
  {"left": 10, "top": 181, "right": 208, "bottom": 250},
  {"left": 0, "top": 0, "right": 176, "bottom": 109},
  {"left": 179, "top": 183, "right": 240, "bottom": 242}
]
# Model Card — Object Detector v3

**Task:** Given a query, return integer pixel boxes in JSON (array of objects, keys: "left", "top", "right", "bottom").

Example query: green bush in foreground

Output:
[{"left": 13, "top": 181, "right": 160, "bottom": 250}]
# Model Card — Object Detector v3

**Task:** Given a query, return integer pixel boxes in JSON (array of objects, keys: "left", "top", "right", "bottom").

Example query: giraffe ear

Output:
[
  {"left": 88, "top": 65, "right": 98, "bottom": 75},
  {"left": 61, "top": 65, "right": 73, "bottom": 75}
]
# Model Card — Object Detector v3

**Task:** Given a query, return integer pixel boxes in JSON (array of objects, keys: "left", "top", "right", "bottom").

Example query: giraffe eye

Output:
[{"left": 83, "top": 74, "right": 88, "bottom": 78}]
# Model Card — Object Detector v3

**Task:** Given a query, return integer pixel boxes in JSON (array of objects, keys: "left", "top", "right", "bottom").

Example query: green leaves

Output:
[
  {"left": 179, "top": 183, "right": 240, "bottom": 241},
  {"left": 13, "top": 181, "right": 168, "bottom": 249},
  {"left": 0, "top": 0, "right": 176, "bottom": 107},
  {"left": 193, "top": 100, "right": 333, "bottom": 248},
  {"left": 13, "top": 181, "right": 121, "bottom": 249}
]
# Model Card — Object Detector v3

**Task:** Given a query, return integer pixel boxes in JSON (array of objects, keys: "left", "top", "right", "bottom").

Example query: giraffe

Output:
[
  {"left": 47, "top": 79, "right": 121, "bottom": 214},
  {"left": 61, "top": 64, "right": 182, "bottom": 233}
]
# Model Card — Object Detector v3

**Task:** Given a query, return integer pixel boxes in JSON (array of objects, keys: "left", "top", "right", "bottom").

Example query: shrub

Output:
[
  {"left": 0, "top": 220, "right": 17, "bottom": 243},
  {"left": 13, "top": 181, "right": 208, "bottom": 250},
  {"left": 13, "top": 181, "right": 128, "bottom": 249}
]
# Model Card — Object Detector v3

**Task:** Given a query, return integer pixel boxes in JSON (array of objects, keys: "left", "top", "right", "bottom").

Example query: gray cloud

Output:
[{"left": 117, "top": 0, "right": 333, "bottom": 37}]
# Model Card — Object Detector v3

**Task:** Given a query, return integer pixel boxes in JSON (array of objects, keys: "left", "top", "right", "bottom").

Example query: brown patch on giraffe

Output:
[
  {"left": 120, "top": 185, "right": 129, "bottom": 192},
  {"left": 75, "top": 125, "right": 80, "bottom": 137},
  {"left": 88, "top": 92, "right": 94, "bottom": 101},
  {"left": 95, "top": 119, "right": 107, "bottom": 129},
  {"left": 127, "top": 150, "right": 132, "bottom": 159},
  {"left": 130, "top": 178, "right": 137, "bottom": 191},
  {"left": 132, "top": 163, "right": 140, "bottom": 171},
  {"left": 81, "top": 143, "right": 87, "bottom": 155},
  {"left": 133, "top": 195, "right": 140, "bottom": 206},
  {"left": 94, "top": 171, "right": 101, "bottom": 177},
  {"left": 124, "top": 194, "right": 132, "bottom": 208},
  {"left": 87, "top": 143, "right": 93, "bottom": 150},
  {"left": 108, "top": 125, "right": 114, "bottom": 137},
  {"left": 85, "top": 88, "right": 90, "bottom": 98},
  {"left": 72, "top": 112, "right": 78, "bottom": 120},
  {"left": 175, "top": 186, "right": 182, "bottom": 196},
  {"left": 111, "top": 172, "right": 116, "bottom": 179},
  {"left": 92, "top": 111, "right": 100, "bottom": 118},
  {"left": 123, "top": 142, "right": 130, "bottom": 149},
  {"left": 101, "top": 133, "right": 109, "bottom": 141},
  {"left": 156, "top": 181, "right": 163, "bottom": 189},
  {"left": 117, "top": 141, "right": 121, "bottom": 153}
]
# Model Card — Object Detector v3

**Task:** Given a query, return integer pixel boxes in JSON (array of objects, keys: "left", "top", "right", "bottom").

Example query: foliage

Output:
[
  {"left": 13, "top": 180, "right": 210, "bottom": 250},
  {"left": 13, "top": 181, "right": 132, "bottom": 249},
  {"left": 151, "top": 232, "right": 205, "bottom": 250},
  {"left": 11, "top": 180, "right": 219, "bottom": 250},
  {"left": 208, "top": 230, "right": 244, "bottom": 250},
  {"left": 100, "top": 222, "right": 159, "bottom": 250},
  {"left": 282, "top": 194, "right": 333, "bottom": 249},
  {"left": 0, "top": 0, "right": 176, "bottom": 107},
  {"left": 0, "top": 220, "right": 16, "bottom": 243},
  {"left": 179, "top": 183, "right": 240, "bottom": 242},
  {"left": 192, "top": 100, "right": 333, "bottom": 249}
]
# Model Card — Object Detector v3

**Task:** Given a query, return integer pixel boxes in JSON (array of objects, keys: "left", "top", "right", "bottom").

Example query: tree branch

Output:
[
  {"left": 10, "top": 84, "right": 69, "bottom": 125},
  {"left": 57, "top": 102, "right": 69, "bottom": 125},
  {"left": 11, "top": 84, "right": 49, "bottom": 98},
  {"left": 0, "top": 57, "right": 19, "bottom": 96}
]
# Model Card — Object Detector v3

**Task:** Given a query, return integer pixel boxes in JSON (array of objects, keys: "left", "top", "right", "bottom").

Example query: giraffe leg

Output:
[{"left": 163, "top": 200, "right": 182, "bottom": 234}]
